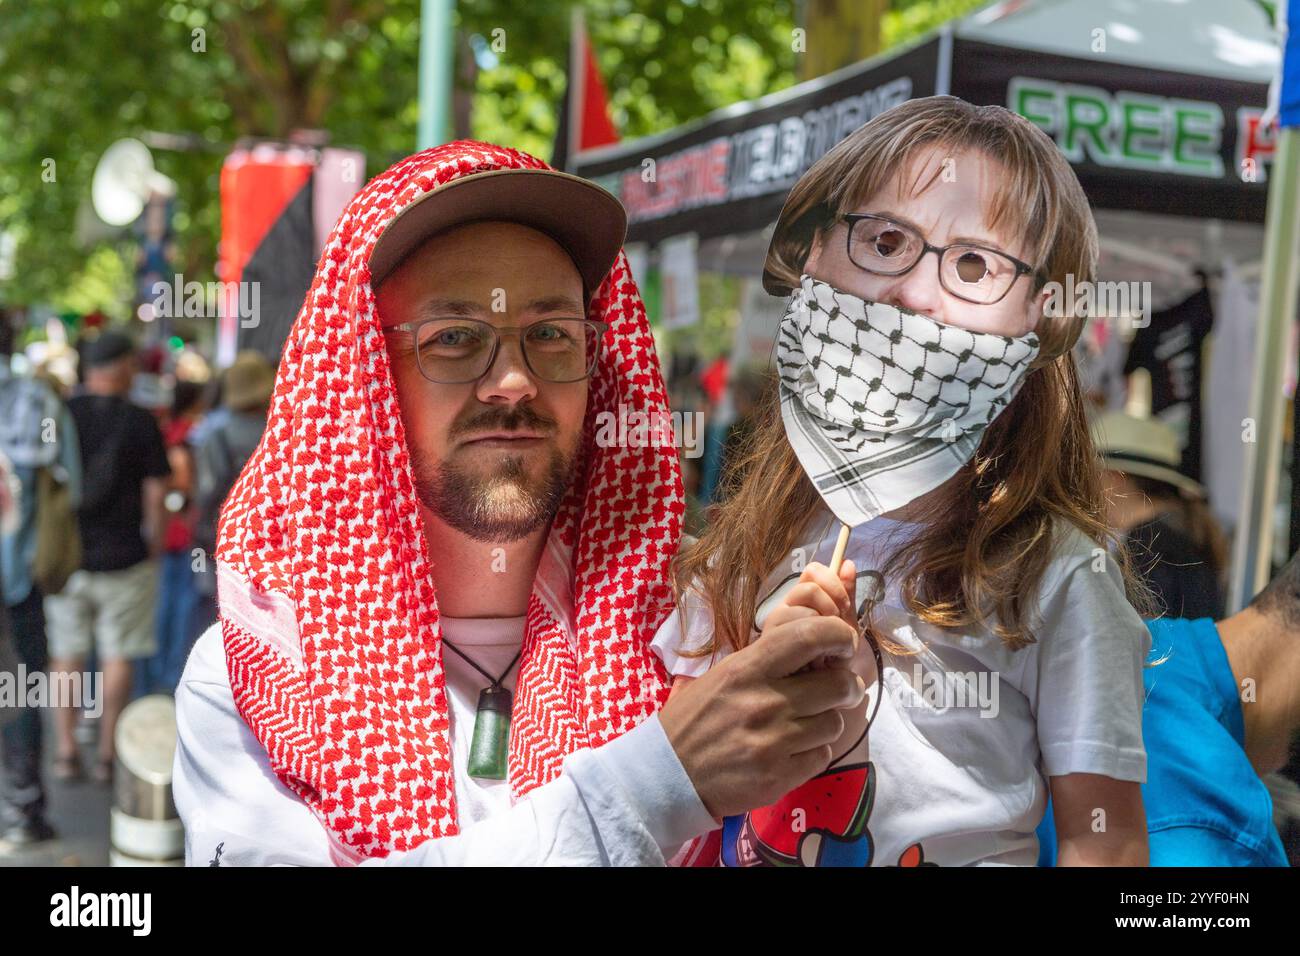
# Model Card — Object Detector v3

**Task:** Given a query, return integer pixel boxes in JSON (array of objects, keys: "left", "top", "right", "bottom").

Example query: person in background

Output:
[
  {"left": 1094, "top": 410, "right": 1227, "bottom": 620},
  {"left": 45, "top": 330, "right": 170, "bottom": 785},
  {"left": 0, "top": 451, "right": 22, "bottom": 761},
  {"left": 137, "top": 379, "right": 207, "bottom": 697},
  {"left": 189, "top": 350, "right": 274, "bottom": 638},
  {"left": 0, "top": 309, "right": 81, "bottom": 845},
  {"left": 1038, "top": 546, "right": 1300, "bottom": 866},
  {"left": 186, "top": 372, "right": 228, "bottom": 450},
  {"left": 709, "top": 364, "right": 768, "bottom": 504},
  {"left": 680, "top": 453, "right": 706, "bottom": 539}
]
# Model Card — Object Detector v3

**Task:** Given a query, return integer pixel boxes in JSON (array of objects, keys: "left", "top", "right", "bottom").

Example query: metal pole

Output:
[
  {"left": 1228, "top": 126, "right": 1300, "bottom": 611},
  {"left": 567, "top": 7, "right": 584, "bottom": 165},
  {"left": 418, "top": 0, "right": 456, "bottom": 150}
]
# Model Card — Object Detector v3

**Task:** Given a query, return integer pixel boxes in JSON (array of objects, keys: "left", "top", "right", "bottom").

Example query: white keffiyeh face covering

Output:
[{"left": 777, "top": 274, "right": 1041, "bottom": 527}]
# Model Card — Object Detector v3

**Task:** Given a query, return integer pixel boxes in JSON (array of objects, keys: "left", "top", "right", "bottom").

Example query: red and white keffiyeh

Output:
[{"left": 213, "top": 141, "right": 684, "bottom": 863}]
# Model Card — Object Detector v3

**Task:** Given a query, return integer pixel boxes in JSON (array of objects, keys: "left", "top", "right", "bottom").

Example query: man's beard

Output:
[{"left": 411, "top": 408, "right": 579, "bottom": 543}]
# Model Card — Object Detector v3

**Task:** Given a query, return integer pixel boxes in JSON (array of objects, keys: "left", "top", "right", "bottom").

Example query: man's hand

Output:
[{"left": 659, "top": 614, "right": 865, "bottom": 820}]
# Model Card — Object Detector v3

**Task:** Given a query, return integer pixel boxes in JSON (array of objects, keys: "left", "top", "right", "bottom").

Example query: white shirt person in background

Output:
[{"left": 173, "top": 142, "right": 865, "bottom": 866}]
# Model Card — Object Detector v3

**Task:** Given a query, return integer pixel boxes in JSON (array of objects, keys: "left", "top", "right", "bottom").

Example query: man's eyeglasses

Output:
[
  {"left": 383, "top": 317, "right": 607, "bottom": 384},
  {"left": 842, "top": 213, "right": 1045, "bottom": 306}
]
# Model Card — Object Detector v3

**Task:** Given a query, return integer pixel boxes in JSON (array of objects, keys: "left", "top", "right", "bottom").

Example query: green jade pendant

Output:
[{"left": 466, "top": 684, "right": 512, "bottom": 780}]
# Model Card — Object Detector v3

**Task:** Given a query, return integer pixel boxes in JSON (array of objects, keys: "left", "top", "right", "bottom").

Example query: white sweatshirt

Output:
[{"left": 172, "top": 618, "right": 718, "bottom": 866}]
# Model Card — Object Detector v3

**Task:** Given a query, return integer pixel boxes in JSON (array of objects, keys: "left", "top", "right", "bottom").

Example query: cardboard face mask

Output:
[{"left": 777, "top": 274, "right": 1041, "bottom": 527}]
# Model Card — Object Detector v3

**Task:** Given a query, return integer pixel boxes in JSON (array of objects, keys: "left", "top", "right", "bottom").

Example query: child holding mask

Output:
[{"left": 659, "top": 96, "right": 1156, "bottom": 867}]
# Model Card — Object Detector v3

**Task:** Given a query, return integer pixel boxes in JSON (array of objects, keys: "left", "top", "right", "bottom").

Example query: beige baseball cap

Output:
[
  {"left": 368, "top": 168, "right": 628, "bottom": 298},
  {"left": 1092, "top": 410, "right": 1205, "bottom": 498}
]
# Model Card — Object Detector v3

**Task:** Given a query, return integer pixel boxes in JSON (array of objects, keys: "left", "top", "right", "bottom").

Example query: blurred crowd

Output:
[{"left": 0, "top": 308, "right": 274, "bottom": 847}]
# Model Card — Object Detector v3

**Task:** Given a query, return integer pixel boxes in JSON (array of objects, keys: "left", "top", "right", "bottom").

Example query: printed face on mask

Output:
[
  {"left": 804, "top": 145, "right": 1048, "bottom": 337},
  {"left": 377, "top": 221, "right": 589, "bottom": 543}
]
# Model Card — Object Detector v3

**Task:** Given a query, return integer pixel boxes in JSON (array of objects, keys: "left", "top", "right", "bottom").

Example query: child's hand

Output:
[
  {"left": 761, "top": 560, "right": 857, "bottom": 636},
  {"left": 760, "top": 559, "right": 877, "bottom": 765},
  {"left": 762, "top": 560, "right": 860, "bottom": 668}
]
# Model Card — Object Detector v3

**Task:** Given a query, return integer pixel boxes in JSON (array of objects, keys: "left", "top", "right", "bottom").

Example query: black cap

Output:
[{"left": 80, "top": 330, "right": 136, "bottom": 369}]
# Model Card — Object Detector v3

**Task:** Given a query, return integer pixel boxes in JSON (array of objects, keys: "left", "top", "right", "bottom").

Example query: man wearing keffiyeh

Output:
[{"left": 171, "top": 141, "right": 865, "bottom": 866}]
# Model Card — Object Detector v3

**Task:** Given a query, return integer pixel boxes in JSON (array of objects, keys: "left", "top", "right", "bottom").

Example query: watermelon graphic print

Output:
[{"left": 720, "top": 762, "right": 936, "bottom": 867}]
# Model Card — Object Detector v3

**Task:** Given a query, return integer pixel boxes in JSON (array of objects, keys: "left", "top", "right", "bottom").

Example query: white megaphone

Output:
[{"left": 91, "top": 138, "right": 178, "bottom": 227}]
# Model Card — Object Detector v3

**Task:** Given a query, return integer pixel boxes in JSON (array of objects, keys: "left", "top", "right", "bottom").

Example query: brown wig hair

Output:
[{"left": 677, "top": 96, "right": 1156, "bottom": 655}]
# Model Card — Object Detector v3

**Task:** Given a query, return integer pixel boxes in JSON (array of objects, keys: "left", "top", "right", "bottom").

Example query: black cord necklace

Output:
[{"left": 441, "top": 637, "right": 523, "bottom": 781}]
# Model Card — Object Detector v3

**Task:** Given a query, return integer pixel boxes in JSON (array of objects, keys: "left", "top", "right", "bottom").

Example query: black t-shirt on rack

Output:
[
  {"left": 67, "top": 393, "right": 172, "bottom": 572},
  {"left": 1123, "top": 285, "right": 1215, "bottom": 481}
]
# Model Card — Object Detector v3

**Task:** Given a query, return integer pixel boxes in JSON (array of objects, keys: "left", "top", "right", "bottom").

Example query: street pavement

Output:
[{"left": 0, "top": 708, "right": 112, "bottom": 866}]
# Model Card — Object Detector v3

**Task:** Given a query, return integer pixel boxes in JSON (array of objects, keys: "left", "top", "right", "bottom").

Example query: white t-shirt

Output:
[
  {"left": 173, "top": 616, "right": 718, "bottom": 866},
  {"left": 652, "top": 509, "right": 1150, "bottom": 867}
]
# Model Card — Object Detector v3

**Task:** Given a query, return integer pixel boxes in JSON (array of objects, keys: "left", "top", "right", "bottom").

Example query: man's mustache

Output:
[{"left": 450, "top": 405, "right": 558, "bottom": 440}]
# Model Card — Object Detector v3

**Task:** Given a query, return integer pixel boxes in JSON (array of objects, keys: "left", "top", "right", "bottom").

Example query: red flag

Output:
[
  {"left": 554, "top": 9, "right": 618, "bottom": 168},
  {"left": 577, "top": 32, "right": 618, "bottom": 151}
]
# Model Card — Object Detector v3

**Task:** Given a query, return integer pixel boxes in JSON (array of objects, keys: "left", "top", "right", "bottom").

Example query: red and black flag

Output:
[{"left": 217, "top": 143, "right": 365, "bottom": 367}]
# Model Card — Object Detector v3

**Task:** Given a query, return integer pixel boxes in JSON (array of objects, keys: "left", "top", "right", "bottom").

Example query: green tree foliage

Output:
[{"left": 0, "top": 0, "right": 983, "bottom": 311}]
